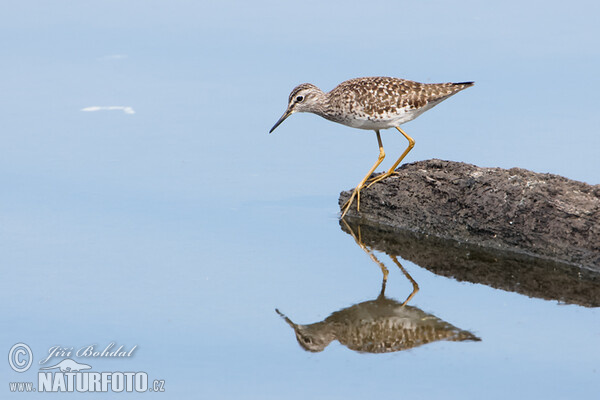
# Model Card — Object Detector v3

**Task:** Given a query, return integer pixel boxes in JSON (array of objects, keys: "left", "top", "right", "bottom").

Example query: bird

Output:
[{"left": 269, "top": 77, "right": 474, "bottom": 218}]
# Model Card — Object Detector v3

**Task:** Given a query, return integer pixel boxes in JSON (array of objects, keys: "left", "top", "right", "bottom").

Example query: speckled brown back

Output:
[{"left": 325, "top": 77, "right": 473, "bottom": 120}]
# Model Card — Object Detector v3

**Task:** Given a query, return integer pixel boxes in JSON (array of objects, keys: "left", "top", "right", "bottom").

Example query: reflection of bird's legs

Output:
[
  {"left": 367, "top": 127, "right": 414, "bottom": 188},
  {"left": 389, "top": 255, "right": 420, "bottom": 306},
  {"left": 378, "top": 277, "right": 387, "bottom": 300},
  {"left": 341, "top": 130, "right": 385, "bottom": 218},
  {"left": 341, "top": 219, "right": 389, "bottom": 283},
  {"left": 342, "top": 220, "right": 419, "bottom": 303}
]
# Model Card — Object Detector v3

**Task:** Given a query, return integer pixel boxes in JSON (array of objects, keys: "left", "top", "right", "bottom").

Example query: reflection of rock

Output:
[
  {"left": 277, "top": 287, "right": 480, "bottom": 353},
  {"left": 339, "top": 159, "right": 600, "bottom": 268},
  {"left": 340, "top": 218, "right": 600, "bottom": 307}
]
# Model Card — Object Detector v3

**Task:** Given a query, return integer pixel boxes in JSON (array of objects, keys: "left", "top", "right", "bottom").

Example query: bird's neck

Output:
[{"left": 308, "top": 90, "right": 331, "bottom": 118}]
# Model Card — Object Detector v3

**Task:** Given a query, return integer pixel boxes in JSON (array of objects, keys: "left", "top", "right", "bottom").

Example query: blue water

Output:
[{"left": 1, "top": 1, "right": 599, "bottom": 398}]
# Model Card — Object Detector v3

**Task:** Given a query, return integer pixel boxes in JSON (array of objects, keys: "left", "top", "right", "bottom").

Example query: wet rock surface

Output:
[{"left": 339, "top": 159, "right": 600, "bottom": 270}]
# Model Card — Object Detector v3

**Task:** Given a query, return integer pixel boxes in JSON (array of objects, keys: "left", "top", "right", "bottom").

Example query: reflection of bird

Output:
[
  {"left": 276, "top": 288, "right": 480, "bottom": 353},
  {"left": 269, "top": 77, "right": 473, "bottom": 217},
  {"left": 275, "top": 218, "right": 480, "bottom": 353}
]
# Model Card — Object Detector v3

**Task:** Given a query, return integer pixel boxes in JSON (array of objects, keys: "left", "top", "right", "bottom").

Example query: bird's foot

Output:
[{"left": 366, "top": 170, "right": 399, "bottom": 188}]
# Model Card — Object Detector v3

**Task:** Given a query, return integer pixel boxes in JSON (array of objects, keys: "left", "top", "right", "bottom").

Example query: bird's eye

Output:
[{"left": 296, "top": 95, "right": 304, "bottom": 102}]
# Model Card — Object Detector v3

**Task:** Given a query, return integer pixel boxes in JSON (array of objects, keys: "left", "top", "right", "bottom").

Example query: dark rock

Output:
[{"left": 339, "top": 159, "right": 600, "bottom": 270}]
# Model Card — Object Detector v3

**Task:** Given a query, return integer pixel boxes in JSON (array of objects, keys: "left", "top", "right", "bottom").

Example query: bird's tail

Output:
[{"left": 453, "top": 81, "right": 475, "bottom": 88}]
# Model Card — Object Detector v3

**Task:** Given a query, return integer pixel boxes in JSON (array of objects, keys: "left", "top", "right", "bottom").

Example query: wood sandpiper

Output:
[{"left": 269, "top": 77, "right": 473, "bottom": 218}]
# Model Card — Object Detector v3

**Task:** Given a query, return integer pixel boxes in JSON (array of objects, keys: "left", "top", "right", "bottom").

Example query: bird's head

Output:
[
  {"left": 269, "top": 83, "right": 324, "bottom": 133},
  {"left": 275, "top": 308, "right": 334, "bottom": 352}
]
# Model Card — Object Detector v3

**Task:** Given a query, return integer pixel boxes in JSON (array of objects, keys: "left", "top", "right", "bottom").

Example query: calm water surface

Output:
[{"left": 1, "top": 1, "right": 599, "bottom": 399}]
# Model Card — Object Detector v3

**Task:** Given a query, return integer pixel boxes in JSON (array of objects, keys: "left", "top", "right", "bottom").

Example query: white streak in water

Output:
[{"left": 81, "top": 106, "right": 135, "bottom": 115}]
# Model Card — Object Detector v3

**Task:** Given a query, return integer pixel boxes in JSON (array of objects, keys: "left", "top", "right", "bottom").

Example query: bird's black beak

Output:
[
  {"left": 269, "top": 108, "right": 293, "bottom": 134},
  {"left": 275, "top": 309, "right": 297, "bottom": 329}
]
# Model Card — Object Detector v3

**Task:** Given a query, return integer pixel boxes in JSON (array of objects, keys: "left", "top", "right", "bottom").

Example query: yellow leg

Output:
[
  {"left": 341, "top": 219, "right": 389, "bottom": 282},
  {"left": 341, "top": 130, "right": 385, "bottom": 219},
  {"left": 367, "top": 126, "right": 415, "bottom": 188},
  {"left": 389, "top": 255, "right": 420, "bottom": 306}
]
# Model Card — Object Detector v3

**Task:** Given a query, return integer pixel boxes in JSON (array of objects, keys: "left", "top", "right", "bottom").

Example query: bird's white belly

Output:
[{"left": 337, "top": 107, "right": 427, "bottom": 131}]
